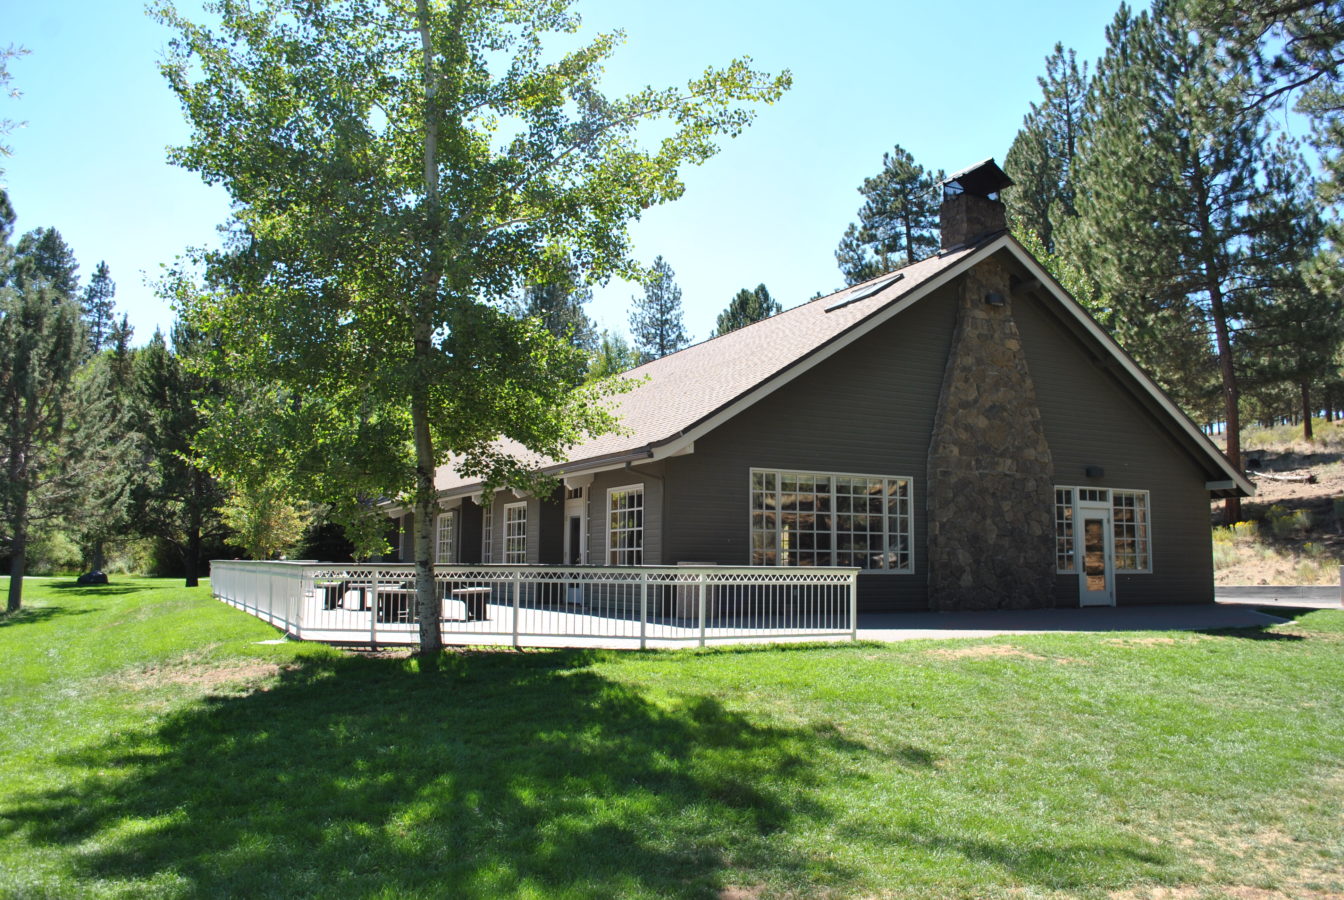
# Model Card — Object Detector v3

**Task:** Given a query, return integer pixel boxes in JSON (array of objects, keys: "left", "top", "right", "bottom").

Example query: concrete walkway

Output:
[{"left": 856, "top": 603, "right": 1292, "bottom": 642}]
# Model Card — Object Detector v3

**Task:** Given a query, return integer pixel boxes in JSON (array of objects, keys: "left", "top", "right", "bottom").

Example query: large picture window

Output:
[
  {"left": 1054, "top": 487, "right": 1151, "bottom": 574},
  {"left": 750, "top": 469, "right": 912, "bottom": 571},
  {"left": 435, "top": 511, "right": 456, "bottom": 564},
  {"left": 607, "top": 485, "right": 644, "bottom": 565},
  {"left": 503, "top": 502, "right": 527, "bottom": 564}
]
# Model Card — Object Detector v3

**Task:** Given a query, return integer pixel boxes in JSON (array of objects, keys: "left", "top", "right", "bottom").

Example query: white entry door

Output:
[{"left": 1077, "top": 502, "right": 1115, "bottom": 607}]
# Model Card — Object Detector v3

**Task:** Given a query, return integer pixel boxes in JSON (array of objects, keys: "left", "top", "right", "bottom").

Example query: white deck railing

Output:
[{"left": 210, "top": 561, "right": 860, "bottom": 649}]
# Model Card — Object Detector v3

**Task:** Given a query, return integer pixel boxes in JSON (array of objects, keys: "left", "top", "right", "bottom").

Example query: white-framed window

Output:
[
  {"left": 435, "top": 511, "right": 456, "bottom": 564},
  {"left": 481, "top": 504, "right": 494, "bottom": 563},
  {"left": 1054, "top": 488, "right": 1075, "bottom": 573},
  {"left": 1112, "top": 490, "right": 1151, "bottom": 572},
  {"left": 607, "top": 485, "right": 644, "bottom": 565},
  {"left": 750, "top": 469, "right": 912, "bottom": 571},
  {"left": 1054, "top": 486, "right": 1151, "bottom": 574},
  {"left": 503, "top": 502, "right": 527, "bottom": 564}
]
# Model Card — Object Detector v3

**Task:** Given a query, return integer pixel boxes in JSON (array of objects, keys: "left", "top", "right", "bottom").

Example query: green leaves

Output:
[{"left": 156, "top": 0, "right": 788, "bottom": 645}]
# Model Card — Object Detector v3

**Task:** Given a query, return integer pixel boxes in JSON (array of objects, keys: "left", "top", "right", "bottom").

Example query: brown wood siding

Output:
[
  {"left": 663, "top": 285, "right": 960, "bottom": 612},
  {"left": 1012, "top": 290, "right": 1215, "bottom": 605}
]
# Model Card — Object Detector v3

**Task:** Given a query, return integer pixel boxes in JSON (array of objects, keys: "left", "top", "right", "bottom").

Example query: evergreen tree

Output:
[
  {"left": 835, "top": 146, "right": 943, "bottom": 285},
  {"left": 629, "top": 255, "right": 690, "bottom": 363},
  {"left": 1191, "top": 0, "right": 1344, "bottom": 110},
  {"left": 81, "top": 261, "right": 117, "bottom": 354},
  {"left": 714, "top": 284, "right": 780, "bottom": 336},
  {"left": 1004, "top": 44, "right": 1089, "bottom": 252},
  {"left": 0, "top": 197, "right": 86, "bottom": 611},
  {"left": 129, "top": 325, "right": 227, "bottom": 587},
  {"left": 1237, "top": 146, "right": 1344, "bottom": 439},
  {"left": 62, "top": 320, "right": 142, "bottom": 577},
  {"left": 10, "top": 227, "right": 78, "bottom": 297},
  {"left": 1069, "top": 0, "right": 1292, "bottom": 520},
  {"left": 509, "top": 267, "right": 598, "bottom": 354}
]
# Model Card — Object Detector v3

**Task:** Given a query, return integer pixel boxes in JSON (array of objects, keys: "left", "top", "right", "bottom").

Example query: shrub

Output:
[
  {"left": 1212, "top": 538, "right": 1240, "bottom": 570},
  {"left": 1268, "top": 505, "right": 1312, "bottom": 539}
]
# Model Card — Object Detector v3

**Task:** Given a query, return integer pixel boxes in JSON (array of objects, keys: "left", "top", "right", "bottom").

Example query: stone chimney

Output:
[
  {"left": 926, "top": 158, "right": 1056, "bottom": 611},
  {"left": 939, "top": 158, "right": 1011, "bottom": 249}
]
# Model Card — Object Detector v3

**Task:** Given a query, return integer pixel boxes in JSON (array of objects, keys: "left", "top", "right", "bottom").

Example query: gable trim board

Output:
[{"left": 433, "top": 231, "right": 1250, "bottom": 502}]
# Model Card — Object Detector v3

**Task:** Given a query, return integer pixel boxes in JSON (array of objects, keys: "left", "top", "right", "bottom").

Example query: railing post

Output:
[
  {"left": 850, "top": 571, "right": 859, "bottom": 641},
  {"left": 698, "top": 572, "right": 707, "bottom": 648},
  {"left": 370, "top": 570, "right": 379, "bottom": 650},
  {"left": 640, "top": 571, "right": 648, "bottom": 650},
  {"left": 511, "top": 571, "right": 521, "bottom": 648}
]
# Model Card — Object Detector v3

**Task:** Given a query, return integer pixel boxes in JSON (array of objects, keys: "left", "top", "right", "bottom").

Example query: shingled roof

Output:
[{"left": 434, "top": 232, "right": 1253, "bottom": 497}]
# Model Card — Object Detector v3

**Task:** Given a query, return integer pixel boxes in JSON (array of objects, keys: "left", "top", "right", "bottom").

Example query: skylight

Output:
[{"left": 824, "top": 272, "right": 904, "bottom": 312}]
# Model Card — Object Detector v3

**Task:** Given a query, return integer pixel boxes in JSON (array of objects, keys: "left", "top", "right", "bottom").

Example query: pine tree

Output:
[
  {"left": 0, "top": 194, "right": 86, "bottom": 611},
  {"left": 714, "top": 284, "right": 780, "bottom": 336},
  {"left": 81, "top": 261, "right": 116, "bottom": 354},
  {"left": 60, "top": 350, "right": 140, "bottom": 578},
  {"left": 1237, "top": 145, "right": 1344, "bottom": 439},
  {"left": 835, "top": 146, "right": 943, "bottom": 286},
  {"left": 509, "top": 267, "right": 598, "bottom": 354},
  {"left": 10, "top": 227, "right": 78, "bottom": 297},
  {"left": 129, "top": 325, "right": 227, "bottom": 587},
  {"left": 1004, "top": 44, "right": 1089, "bottom": 252},
  {"left": 629, "top": 256, "right": 690, "bottom": 363},
  {"left": 62, "top": 309, "right": 141, "bottom": 578},
  {"left": 1069, "top": 0, "right": 1291, "bottom": 520}
]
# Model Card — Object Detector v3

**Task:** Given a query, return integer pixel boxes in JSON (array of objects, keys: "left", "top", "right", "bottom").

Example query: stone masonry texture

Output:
[{"left": 927, "top": 255, "right": 1057, "bottom": 611}]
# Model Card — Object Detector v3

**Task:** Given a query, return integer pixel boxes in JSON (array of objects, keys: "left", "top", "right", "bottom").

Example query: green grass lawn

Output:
[{"left": 1, "top": 579, "right": 1342, "bottom": 899}]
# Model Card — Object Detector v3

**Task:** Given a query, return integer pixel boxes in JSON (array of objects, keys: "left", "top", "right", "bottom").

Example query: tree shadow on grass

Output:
[
  {"left": 2, "top": 650, "right": 867, "bottom": 898},
  {"left": 47, "top": 581, "right": 175, "bottom": 598},
  {"left": 0, "top": 605, "right": 94, "bottom": 629},
  {"left": 1197, "top": 626, "right": 1306, "bottom": 642},
  {"left": 836, "top": 820, "right": 1173, "bottom": 892}
]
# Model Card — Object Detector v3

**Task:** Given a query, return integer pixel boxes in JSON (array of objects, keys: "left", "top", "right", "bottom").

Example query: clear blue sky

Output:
[{"left": 2, "top": 0, "right": 1139, "bottom": 346}]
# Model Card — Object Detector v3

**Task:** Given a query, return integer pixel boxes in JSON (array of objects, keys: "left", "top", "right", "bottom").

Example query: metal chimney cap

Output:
[{"left": 940, "top": 158, "right": 1014, "bottom": 198}]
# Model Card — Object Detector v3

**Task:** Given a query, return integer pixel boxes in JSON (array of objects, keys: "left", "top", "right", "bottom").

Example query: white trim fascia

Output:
[
  {"left": 433, "top": 455, "right": 653, "bottom": 504},
  {"left": 650, "top": 441, "right": 694, "bottom": 460},
  {"left": 563, "top": 473, "right": 595, "bottom": 489},
  {"left": 437, "top": 496, "right": 462, "bottom": 510},
  {"left": 1205, "top": 479, "right": 1240, "bottom": 492},
  {"left": 655, "top": 238, "right": 1008, "bottom": 459},
  {"left": 1001, "top": 239, "right": 1255, "bottom": 497}
]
